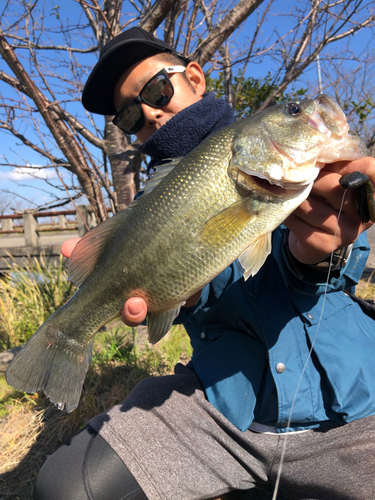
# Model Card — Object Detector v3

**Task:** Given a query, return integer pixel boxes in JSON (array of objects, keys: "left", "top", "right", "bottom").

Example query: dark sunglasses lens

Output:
[
  {"left": 115, "top": 103, "right": 144, "bottom": 134},
  {"left": 141, "top": 74, "right": 173, "bottom": 107}
]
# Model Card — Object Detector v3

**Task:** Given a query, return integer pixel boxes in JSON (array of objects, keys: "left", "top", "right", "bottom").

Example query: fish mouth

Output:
[
  {"left": 249, "top": 175, "right": 288, "bottom": 195},
  {"left": 311, "top": 94, "right": 349, "bottom": 137},
  {"left": 249, "top": 173, "right": 309, "bottom": 195},
  {"left": 308, "top": 110, "right": 332, "bottom": 137}
]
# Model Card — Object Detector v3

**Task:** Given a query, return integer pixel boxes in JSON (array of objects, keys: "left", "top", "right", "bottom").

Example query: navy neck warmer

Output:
[{"left": 140, "top": 93, "right": 235, "bottom": 164}]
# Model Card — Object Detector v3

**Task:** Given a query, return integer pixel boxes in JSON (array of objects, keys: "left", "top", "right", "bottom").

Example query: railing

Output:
[{"left": 0, "top": 205, "right": 109, "bottom": 246}]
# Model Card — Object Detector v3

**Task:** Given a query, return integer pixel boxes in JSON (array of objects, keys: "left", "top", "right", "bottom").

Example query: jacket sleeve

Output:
[{"left": 272, "top": 225, "right": 370, "bottom": 295}]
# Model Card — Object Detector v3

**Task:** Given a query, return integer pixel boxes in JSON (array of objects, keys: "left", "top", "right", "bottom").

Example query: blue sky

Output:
[{"left": 0, "top": 0, "right": 374, "bottom": 212}]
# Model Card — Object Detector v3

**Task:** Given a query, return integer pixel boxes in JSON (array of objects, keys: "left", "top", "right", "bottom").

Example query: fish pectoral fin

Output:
[
  {"left": 69, "top": 209, "right": 131, "bottom": 287},
  {"left": 238, "top": 232, "right": 272, "bottom": 280},
  {"left": 200, "top": 197, "right": 257, "bottom": 247},
  {"left": 147, "top": 306, "right": 182, "bottom": 344}
]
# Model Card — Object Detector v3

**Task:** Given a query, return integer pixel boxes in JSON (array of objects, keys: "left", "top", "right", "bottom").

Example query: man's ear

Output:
[{"left": 185, "top": 62, "right": 206, "bottom": 97}]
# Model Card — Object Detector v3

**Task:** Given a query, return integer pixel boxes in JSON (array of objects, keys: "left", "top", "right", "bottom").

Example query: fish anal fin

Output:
[
  {"left": 200, "top": 197, "right": 256, "bottom": 247},
  {"left": 147, "top": 306, "right": 182, "bottom": 344},
  {"left": 238, "top": 232, "right": 272, "bottom": 280},
  {"left": 69, "top": 209, "right": 130, "bottom": 287}
]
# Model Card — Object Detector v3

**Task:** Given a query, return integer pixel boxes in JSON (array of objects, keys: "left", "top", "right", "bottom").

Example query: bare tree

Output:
[
  {"left": 0, "top": 191, "right": 26, "bottom": 216},
  {"left": 313, "top": 51, "right": 375, "bottom": 155},
  {"left": 0, "top": 0, "right": 374, "bottom": 222},
  {"left": 0, "top": 0, "right": 265, "bottom": 219},
  {"left": 251, "top": 0, "right": 375, "bottom": 112}
]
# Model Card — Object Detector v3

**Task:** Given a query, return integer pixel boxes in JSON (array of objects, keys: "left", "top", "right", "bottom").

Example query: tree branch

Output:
[
  {"left": 191, "top": 0, "right": 264, "bottom": 66},
  {"left": 0, "top": 121, "right": 73, "bottom": 168},
  {"left": 6, "top": 34, "right": 98, "bottom": 53},
  {"left": 138, "top": 0, "right": 176, "bottom": 33},
  {"left": 0, "top": 29, "right": 107, "bottom": 221},
  {"left": 0, "top": 70, "right": 105, "bottom": 149}
]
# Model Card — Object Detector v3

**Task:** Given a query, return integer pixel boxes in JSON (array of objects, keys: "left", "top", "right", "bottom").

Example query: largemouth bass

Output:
[{"left": 6, "top": 94, "right": 368, "bottom": 412}]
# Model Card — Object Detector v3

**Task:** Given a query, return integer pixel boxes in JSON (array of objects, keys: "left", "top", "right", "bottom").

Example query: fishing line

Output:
[{"left": 271, "top": 188, "right": 349, "bottom": 500}]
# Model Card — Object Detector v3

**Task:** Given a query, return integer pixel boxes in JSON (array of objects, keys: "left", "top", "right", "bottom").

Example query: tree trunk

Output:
[{"left": 104, "top": 118, "right": 143, "bottom": 209}]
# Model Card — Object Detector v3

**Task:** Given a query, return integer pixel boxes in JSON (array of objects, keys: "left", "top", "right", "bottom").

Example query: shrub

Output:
[{"left": 0, "top": 256, "right": 76, "bottom": 350}]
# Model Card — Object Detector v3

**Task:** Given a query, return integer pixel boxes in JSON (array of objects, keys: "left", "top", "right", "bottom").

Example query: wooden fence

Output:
[
  {"left": 0, "top": 205, "right": 107, "bottom": 246},
  {"left": 0, "top": 206, "right": 114, "bottom": 272}
]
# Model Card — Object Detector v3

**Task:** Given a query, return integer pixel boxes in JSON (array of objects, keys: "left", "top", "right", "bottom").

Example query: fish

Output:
[{"left": 5, "top": 94, "right": 369, "bottom": 412}]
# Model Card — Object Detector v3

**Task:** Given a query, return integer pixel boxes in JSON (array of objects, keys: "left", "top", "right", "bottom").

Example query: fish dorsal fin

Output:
[
  {"left": 200, "top": 197, "right": 257, "bottom": 247},
  {"left": 238, "top": 232, "right": 272, "bottom": 280},
  {"left": 129, "top": 158, "right": 183, "bottom": 208},
  {"left": 147, "top": 305, "right": 182, "bottom": 344},
  {"left": 68, "top": 209, "right": 131, "bottom": 287}
]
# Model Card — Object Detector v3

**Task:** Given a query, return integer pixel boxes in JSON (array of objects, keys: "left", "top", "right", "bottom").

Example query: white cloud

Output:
[{"left": 0, "top": 166, "right": 62, "bottom": 181}]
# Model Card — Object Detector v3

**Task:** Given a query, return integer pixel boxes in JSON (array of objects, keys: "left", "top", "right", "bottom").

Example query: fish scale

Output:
[{"left": 6, "top": 94, "right": 369, "bottom": 412}]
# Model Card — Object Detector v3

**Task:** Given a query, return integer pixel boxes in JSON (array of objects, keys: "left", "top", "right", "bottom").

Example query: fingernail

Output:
[{"left": 127, "top": 300, "right": 143, "bottom": 316}]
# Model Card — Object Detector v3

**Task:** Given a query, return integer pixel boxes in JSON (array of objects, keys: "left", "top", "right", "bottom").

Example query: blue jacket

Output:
[{"left": 177, "top": 226, "right": 375, "bottom": 432}]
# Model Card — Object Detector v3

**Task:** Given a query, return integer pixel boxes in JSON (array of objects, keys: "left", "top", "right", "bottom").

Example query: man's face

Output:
[{"left": 114, "top": 55, "right": 204, "bottom": 143}]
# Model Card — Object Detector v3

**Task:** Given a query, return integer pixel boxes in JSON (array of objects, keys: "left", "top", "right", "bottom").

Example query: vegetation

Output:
[
  {"left": 0, "top": 259, "right": 373, "bottom": 499},
  {"left": 0, "top": 258, "right": 193, "bottom": 499},
  {"left": 0, "top": 256, "right": 76, "bottom": 350},
  {"left": 356, "top": 270, "right": 375, "bottom": 301},
  {"left": 206, "top": 71, "right": 310, "bottom": 120}
]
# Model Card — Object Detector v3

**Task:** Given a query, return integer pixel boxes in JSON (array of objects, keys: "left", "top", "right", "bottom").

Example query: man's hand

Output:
[
  {"left": 61, "top": 238, "right": 81, "bottom": 258},
  {"left": 285, "top": 157, "right": 375, "bottom": 265}
]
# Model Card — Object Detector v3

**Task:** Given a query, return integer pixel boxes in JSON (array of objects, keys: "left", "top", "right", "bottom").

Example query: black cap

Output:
[{"left": 82, "top": 27, "right": 190, "bottom": 116}]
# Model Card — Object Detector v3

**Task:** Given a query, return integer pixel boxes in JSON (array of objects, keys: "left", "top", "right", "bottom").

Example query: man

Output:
[{"left": 36, "top": 27, "right": 375, "bottom": 500}]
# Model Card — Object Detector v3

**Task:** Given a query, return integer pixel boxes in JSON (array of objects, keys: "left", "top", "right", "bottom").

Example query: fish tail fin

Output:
[{"left": 5, "top": 320, "right": 92, "bottom": 412}]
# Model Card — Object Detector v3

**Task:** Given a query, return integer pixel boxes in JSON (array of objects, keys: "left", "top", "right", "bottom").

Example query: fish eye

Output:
[{"left": 286, "top": 103, "right": 303, "bottom": 117}]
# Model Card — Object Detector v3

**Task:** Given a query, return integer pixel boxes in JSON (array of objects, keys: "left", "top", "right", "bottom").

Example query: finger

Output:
[
  {"left": 285, "top": 213, "right": 355, "bottom": 265},
  {"left": 291, "top": 192, "right": 361, "bottom": 241},
  {"left": 310, "top": 170, "right": 357, "bottom": 216},
  {"left": 184, "top": 290, "right": 202, "bottom": 307},
  {"left": 285, "top": 204, "right": 369, "bottom": 265},
  {"left": 285, "top": 217, "right": 332, "bottom": 264},
  {"left": 61, "top": 237, "right": 81, "bottom": 258},
  {"left": 292, "top": 194, "right": 341, "bottom": 232},
  {"left": 285, "top": 209, "right": 341, "bottom": 250},
  {"left": 324, "top": 157, "right": 375, "bottom": 181},
  {"left": 121, "top": 297, "right": 147, "bottom": 327}
]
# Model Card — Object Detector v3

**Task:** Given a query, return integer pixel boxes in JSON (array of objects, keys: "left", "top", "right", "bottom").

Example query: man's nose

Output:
[{"left": 140, "top": 102, "right": 163, "bottom": 124}]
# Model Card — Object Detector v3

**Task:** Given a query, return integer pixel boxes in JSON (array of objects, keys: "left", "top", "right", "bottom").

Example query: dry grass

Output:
[
  {"left": 0, "top": 257, "right": 197, "bottom": 498},
  {"left": 356, "top": 269, "right": 375, "bottom": 300},
  {"left": 0, "top": 324, "right": 193, "bottom": 499}
]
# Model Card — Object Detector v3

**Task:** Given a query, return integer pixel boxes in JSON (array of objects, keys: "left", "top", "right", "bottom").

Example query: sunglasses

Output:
[{"left": 112, "top": 66, "right": 187, "bottom": 135}]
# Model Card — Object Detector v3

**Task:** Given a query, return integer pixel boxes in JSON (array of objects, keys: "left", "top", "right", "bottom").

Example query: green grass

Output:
[{"left": 0, "top": 255, "right": 76, "bottom": 350}]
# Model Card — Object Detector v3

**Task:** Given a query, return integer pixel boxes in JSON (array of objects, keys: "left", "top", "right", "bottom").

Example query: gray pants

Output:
[{"left": 89, "top": 364, "right": 375, "bottom": 500}]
